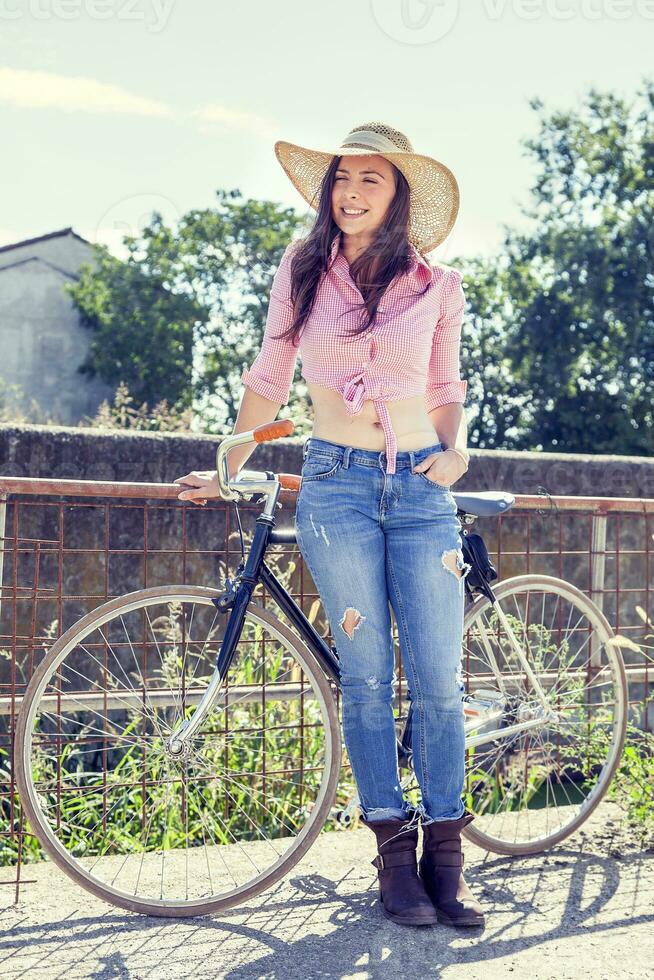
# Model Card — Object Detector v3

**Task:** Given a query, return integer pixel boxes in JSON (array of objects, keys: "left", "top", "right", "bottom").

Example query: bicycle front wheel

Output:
[
  {"left": 461, "top": 574, "right": 628, "bottom": 855},
  {"left": 15, "top": 586, "right": 341, "bottom": 916}
]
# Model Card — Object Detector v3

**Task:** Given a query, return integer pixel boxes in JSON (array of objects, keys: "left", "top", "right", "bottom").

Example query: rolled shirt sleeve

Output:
[
  {"left": 241, "top": 242, "right": 300, "bottom": 405},
  {"left": 425, "top": 267, "right": 468, "bottom": 412}
]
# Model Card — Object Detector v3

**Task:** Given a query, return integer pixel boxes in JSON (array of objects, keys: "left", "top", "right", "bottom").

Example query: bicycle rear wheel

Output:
[
  {"left": 15, "top": 586, "right": 341, "bottom": 916},
  {"left": 461, "top": 574, "right": 628, "bottom": 854}
]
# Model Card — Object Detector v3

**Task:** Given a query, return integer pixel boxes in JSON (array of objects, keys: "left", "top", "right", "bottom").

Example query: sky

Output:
[{"left": 1, "top": 0, "right": 652, "bottom": 265}]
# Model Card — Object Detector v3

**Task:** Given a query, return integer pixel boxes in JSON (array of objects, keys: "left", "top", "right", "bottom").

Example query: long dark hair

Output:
[{"left": 273, "top": 155, "right": 430, "bottom": 346}]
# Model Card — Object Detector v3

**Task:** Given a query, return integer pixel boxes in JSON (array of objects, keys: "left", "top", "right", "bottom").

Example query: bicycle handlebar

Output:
[{"left": 215, "top": 418, "right": 301, "bottom": 502}]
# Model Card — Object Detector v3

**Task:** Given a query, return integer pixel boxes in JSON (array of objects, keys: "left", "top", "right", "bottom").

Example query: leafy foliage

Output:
[
  {"left": 67, "top": 217, "right": 204, "bottom": 410},
  {"left": 463, "top": 78, "right": 654, "bottom": 453},
  {"left": 66, "top": 191, "right": 309, "bottom": 433}
]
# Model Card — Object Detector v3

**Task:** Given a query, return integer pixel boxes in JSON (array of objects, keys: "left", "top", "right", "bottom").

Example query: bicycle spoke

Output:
[
  {"left": 18, "top": 591, "right": 339, "bottom": 911},
  {"left": 461, "top": 578, "right": 626, "bottom": 851}
]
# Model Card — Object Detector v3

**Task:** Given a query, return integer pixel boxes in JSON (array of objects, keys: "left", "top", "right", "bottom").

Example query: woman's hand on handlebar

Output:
[{"left": 174, "top": 470, "right": 223, "bottom": 506}]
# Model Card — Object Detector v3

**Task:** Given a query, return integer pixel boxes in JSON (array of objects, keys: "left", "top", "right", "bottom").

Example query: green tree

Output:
[
  {"left": 68, "top": 191, "right": 308, "bottom": 431},
  {"left": 464, "top": 77, "right": 653, "bottom": 454},
  {"left": 68, "top": 215, "right": 205, "bottom": 410},
  {"left": 172, "top": 191, "right": 306, "bottom": 428}
]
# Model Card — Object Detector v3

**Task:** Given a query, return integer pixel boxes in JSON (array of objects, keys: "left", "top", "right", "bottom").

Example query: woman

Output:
[{"left": 176, "top": 122, "right": 485, "bottom": 929}]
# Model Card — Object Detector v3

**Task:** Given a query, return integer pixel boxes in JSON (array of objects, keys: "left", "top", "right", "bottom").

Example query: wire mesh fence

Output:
[{"left": 0, "top": 476, "right": 652, "bottom": 900}]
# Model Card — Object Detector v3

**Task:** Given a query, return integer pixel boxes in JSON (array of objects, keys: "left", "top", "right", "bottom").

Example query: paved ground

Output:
[{"left": 1, "top": 802, "right": 652, "bottom": 980}]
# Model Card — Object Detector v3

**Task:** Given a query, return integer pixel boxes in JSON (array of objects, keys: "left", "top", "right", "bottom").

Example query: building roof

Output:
[{"left": 0, "top": 227, "right": 92, "bottom": 255}]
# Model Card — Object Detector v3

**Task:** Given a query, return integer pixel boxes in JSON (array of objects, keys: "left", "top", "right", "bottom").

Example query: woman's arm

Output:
[
  {"left": 226, "top": 386, "right": 286, "bottom": 479},
  {"left": 174, "top": 387, "right": 284, "bottom": 504},
  {"left": 424, "top": 267, "right": 468, "bottom": 414},
  {"left": 416, "top": 268, "right": 470, "bottom": 485},
  {"left": 429, "top": 402, "right": 469, "bottom": 462},
  {"left": 240, "top": 241, "right": 300, "bottom": 404}
]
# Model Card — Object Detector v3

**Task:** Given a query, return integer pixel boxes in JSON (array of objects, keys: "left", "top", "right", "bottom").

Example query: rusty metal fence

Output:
[{"left": 1, "top": 475, "right": 652, "bottom": 900}]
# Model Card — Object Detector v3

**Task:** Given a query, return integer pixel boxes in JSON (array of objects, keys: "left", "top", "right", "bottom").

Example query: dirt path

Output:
[{"left": 1, "top": 801, "right": 651, "bottom": 979}]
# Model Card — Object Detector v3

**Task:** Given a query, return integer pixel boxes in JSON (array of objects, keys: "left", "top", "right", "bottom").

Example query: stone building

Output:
[{"left": 0, "top": 227, "right": 114, "bottom": 424}]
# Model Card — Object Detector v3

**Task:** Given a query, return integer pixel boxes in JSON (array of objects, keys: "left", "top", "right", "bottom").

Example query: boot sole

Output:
[
  {"left": 436, "top": 910, "right": 485, "bottom": 928},
  {"left": 382, "top": 907, "right": 439, "bottom": 927}
]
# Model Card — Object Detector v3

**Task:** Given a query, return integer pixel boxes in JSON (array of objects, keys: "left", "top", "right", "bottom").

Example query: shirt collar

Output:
[{"left": 328, "top": 230, "right": 433, "bottom": 282}]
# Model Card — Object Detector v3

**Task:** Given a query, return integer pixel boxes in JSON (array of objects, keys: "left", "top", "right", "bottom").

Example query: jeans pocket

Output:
[
  {"left": 301, "top": 454, "right": 343, "bottom": 482},
  {"left": 414, "top": 470, "right": 450, "bottom": 490}
]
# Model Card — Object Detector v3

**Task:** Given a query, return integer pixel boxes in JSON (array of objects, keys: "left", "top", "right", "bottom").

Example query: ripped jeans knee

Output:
[
  {"left": 339, "top": 606, "right": 366, "bottom": 639},
  {"left": 441, "top": 546, "right": 471, "bottom": 595}
]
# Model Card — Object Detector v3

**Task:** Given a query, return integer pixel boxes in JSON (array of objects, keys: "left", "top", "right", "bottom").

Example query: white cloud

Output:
[
  {"left": 0, "top": 66, "right": 173, "bottom": 117},
  {"left": 192, "top": 103, "right": 276, "bottom": 138}
]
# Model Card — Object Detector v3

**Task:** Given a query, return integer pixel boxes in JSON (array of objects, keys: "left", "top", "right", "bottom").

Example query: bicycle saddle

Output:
[{"left": 450, "top": 490, "right": 516, "bottom": 518}]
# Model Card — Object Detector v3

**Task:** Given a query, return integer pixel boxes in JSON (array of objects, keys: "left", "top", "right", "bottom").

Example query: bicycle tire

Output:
[
  {"left": 15, "top": 586, "right": 342, "bottom": 916},
  {"left": 461, "top": 574, "right": 628, "bottom": 855}
]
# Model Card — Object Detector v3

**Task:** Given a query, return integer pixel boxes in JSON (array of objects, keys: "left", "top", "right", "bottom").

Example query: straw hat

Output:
[{"left": 274, "top": 121, "right": 460, "bottom": 254}]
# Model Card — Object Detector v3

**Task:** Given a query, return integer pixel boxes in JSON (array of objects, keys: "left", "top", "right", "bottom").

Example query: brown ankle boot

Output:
[
  {"left": 362, "top": 814, "right": 439, "bottom": 927},
  {"left": 418, "top": 813, "right": 485, "bottom": 927}
]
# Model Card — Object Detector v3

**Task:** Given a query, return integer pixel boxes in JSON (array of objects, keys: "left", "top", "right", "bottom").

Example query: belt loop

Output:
[
  {"left": 409, "top": 450, "right": 416, "bottom": 473},
  {"left": 342, "top": 446, "right": 352, "bottom": 469},
  {"left": 302, "top": 437, "right": 310, "bottom": 461}
]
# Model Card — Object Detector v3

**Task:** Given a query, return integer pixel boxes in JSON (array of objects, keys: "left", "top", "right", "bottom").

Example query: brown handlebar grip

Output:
[
  {"left": 253, "top": 419, "right": 295, "bottom": 442},
  {"left": 279, "top": 473, "right": 302, "bottom": 492}
]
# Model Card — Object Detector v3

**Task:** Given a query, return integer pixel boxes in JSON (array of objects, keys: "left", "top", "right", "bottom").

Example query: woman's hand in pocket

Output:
[
  {"left": 414, "top": 451, "right": 467, "bottom": 488},
  {"left": 174, "top": 470, "right": 221, "bottom": 506}
]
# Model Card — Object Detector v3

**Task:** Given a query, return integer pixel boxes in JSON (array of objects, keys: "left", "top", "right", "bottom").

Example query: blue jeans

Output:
[{"left": 294, "top": 436, "right": 469, "bottom": 824}]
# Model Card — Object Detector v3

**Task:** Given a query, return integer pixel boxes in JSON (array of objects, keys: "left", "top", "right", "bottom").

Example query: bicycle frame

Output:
[
  {"left": 168, "top": 495, "right": 341, "bottom": 754},
  {"left": 169, "top": 436, "right": 557, "bottom": 757}
]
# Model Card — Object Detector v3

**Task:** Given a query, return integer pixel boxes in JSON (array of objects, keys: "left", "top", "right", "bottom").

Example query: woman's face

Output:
[{"left": 331, "top": 154, "right": 397, "bottom": 239}]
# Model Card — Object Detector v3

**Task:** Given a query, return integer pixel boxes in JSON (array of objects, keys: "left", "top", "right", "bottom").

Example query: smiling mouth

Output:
[{"left": 341, "top": 208, "right": 368, "bottom": 217}]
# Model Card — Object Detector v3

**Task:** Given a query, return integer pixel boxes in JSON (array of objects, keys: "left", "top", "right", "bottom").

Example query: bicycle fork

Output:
[{"left": 166, "top": 573, "right": 255, "bottom": 757}]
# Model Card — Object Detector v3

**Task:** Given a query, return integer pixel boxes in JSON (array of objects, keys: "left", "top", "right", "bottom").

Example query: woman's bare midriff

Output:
[{"left": 306, "top": 381, "right": 441, "bottom": 452}]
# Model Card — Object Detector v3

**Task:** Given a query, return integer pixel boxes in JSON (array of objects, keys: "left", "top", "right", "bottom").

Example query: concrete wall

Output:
[{"left": 0, "top": 422, "right": 652, "bottom": 497}]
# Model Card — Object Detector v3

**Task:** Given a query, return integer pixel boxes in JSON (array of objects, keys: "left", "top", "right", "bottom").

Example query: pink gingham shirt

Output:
[{"left": 241, "top": 230, "right": 467, "bottom": 473}]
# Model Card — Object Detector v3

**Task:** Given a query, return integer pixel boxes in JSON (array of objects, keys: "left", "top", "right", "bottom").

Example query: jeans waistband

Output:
[{"left": 302, "top": 436, "right": 443, "bottom": 470}]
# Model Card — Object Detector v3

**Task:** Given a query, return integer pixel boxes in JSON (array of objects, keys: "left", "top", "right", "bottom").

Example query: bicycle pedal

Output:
[
  {"left": 474, "top": 688, "right": 505, "bottom": 702},
  {"left": 333, "top": 805, "right": 360, "bottom": 828}
]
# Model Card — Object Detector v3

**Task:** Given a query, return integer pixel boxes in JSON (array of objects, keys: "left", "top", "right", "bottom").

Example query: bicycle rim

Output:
[
  {"left": 461, "top": 574, "right": 627, "bottom": 855},
  {"left": 16, "top": 586, "right": 341, "bottom": 915}
]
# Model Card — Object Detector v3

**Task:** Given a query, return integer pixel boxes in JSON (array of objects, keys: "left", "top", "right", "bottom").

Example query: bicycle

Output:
[{"left": 15, "top": 420, "right": 628, "bottom": 917}]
